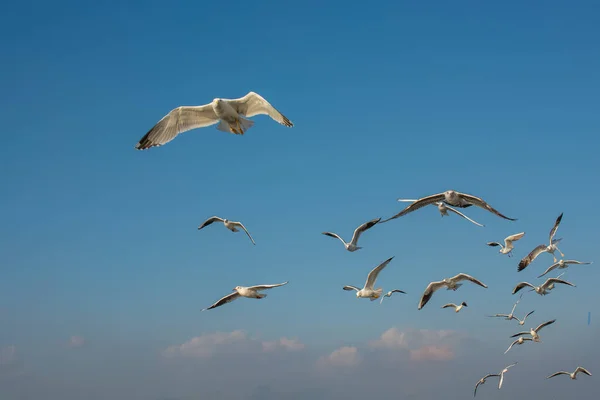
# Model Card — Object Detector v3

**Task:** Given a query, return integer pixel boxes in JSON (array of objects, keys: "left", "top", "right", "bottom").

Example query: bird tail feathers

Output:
[{"left": 370, "top": 288, "right": 383, "bottom": 301}]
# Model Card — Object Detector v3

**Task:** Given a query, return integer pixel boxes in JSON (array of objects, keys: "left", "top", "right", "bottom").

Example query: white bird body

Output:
[
  {"left": 538, "top": 259, "right": 593, "bottom": 278},
  {"left": 202, "top": 282, "right": 289, "bottom": 311},
  {"left": 489, "top": 294, "right": 523, "bottom": 321},
  {"left": 380, "top": 289, "right": 407, "bottom": 304},
  {"left": 498, "top": 362, "right": 518, "bottom": 389},
  {"left": 547, "top": 367, "right": 592, "bottom": 380},
  {"left": 198, "top": 216, "right": 256, "bottom": 245},
  {"left": 322, "top": 218, "right": 381, "bottom": 252},
  {"left": 518, "top": 213, "right": 565, "bottom": 271},
  {"left": 512, "top": 277, "right": 575, "bottom": 296},
  {"left": 515, "top": 310, "right": 535, "bottom": 325},
  {"left": 343, "top": 257, "right": 394, "bottom": 301},
  {"left": 135, "top": 91, "right": 293, "bottom": 150},
  {"left": 510, "top": 319, "right": 556, "bottom": 342},
  {"left": 442, "top": 301, "right": 468, "bottom": 312},
  {"left": 396, "top": 199, "right": 484, "bottom": 227},
  {"left": 486, "top": 232, "right": 525, "bottom": 257}
]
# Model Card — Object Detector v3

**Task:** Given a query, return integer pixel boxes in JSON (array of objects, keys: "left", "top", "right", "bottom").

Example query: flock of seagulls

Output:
[{"left": 135, "top": 92, "right": 594, "bottom": 397}]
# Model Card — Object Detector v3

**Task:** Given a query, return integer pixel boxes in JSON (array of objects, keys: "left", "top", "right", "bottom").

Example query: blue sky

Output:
[{"left": 1, "top": 0, "right": 600, "bottom": 399}]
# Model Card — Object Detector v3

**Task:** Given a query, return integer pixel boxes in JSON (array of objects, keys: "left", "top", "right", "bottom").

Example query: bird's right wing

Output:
[
  {"left": 543, "top": 278, "right": 575, "bottom": 289},
  {"left": 453, "top": 273, "right": 488, "bottom": 288},
  {"left": 234, "top": 221, "right": 256, "bottom": 245},
  {"left": 575, "top": 367, "right": 592, "bottom": 376},
  {"left": 445, "top": 205, "right": 485, "bottom": 227},
  {"left": 201, "top": 292, "right": 241, "bottom": 311},
  {"left": 565, "top": 260, "right": 592, "bottom": 265},
  {"left": 248, "top": 282, "right": 289, "bottom": 291},
  {"left": 505, "top": 232, "right": 525, "bottom": 244},
  {"left": 350, "top": 217, "right": 381, "bottom": 245},
  {"left": 343, "top": 285, "right": 361, "bottom": 292},
  {"left": 228, "top": 92, "right": 294, "bottom": 127},
  {"left": 486, "top": 242, "right": 502, "bottom": 247},
  {"left": 322, "top": 232, "right": 346, "bottom": 245},
  {"left": 198, "top": 216, "right": 225, "bottom": 230},
  {"left": 548, "top": 212, "right": 563, "bottom": 243},
  {"left": 546, "top": 371, "right": 568, "bottom": 379},
  {"left": 441, "top": 303, "right": 456, "bottom": 309},
  {"left": 418, "top": 280, "right": 446, "bottom": 310},
  {"left": 534, "top": 319, "right": 556, "bottom": 332},
  {"left": 512, "top": 282, "right": 534, "bottom": 294},
  {"left": 510, "top": 331, "right": 530, "bottom": 338},
  {"left": 365, "top": 257, "right": 394, "bottom": 289},
  {"left": 458, "top": 193, "right": 517, "bottom": 221},
  {"left": 135, "top": 105, "right": 219, "bottom": 150},
  {"left": 504, "top": 340, "right": 519, "bottom": 354},
  {"left": 382, "top": 193, "right": 446, "bottom": 222},
  {"left": 537, "top": 262, "right": 560, "bottom": 278},
  {"left": 518, "top": 244, "right": 548, "bottom": 271}
]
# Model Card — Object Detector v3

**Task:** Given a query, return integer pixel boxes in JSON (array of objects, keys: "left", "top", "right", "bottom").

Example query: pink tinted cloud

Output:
[
  {"left": 317, "top": 346, "right": 360, "bottom": 368},
  {"left": 409, "top": 345, "right": 454, "bottom": 361},
  {"left": 262, "top": 337, "right": 305, "bottom": 352}
]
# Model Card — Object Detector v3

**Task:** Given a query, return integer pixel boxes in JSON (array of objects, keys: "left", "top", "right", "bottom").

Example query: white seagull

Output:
[
  {"left": 396, "top": 198, "right": 484, "bottom": 227},
  {"left": 474, "top": 373, "right": 500, "bottom": 397},
  {"left": 322, "top": 217, "right": 381, "bottom": 252},
  {"left": 547, "top": 367, "right": 592, "bottom": 380},
  {"left": 441, "top": 301, "right": 468, "bottom": 313},
  {"left": 382, "top": 190, "right": 517, "bottom": 223},
  {"left": 510, "top": 319, "right": 556, "bottom": 342},
  {"left": 504, "top": 336, "right": 534, "bottom": 354},
  {"left": 201, "top": 282, "right": 288, "bottom": 311},
  {"left": 135, "top": 91, "right": 293, "bottom": 150},
  {"left": 198, "top": 216, "right": 256, "bottom": 245},
  {"left": 486, "top": 232, "right": 526, "bottom": 257},
  {"left": 538, "top": 259, "right": 593, "bottom": 278},
  {"left": 379, "top": 289, "right": 407, "bottom": 304},
  {"left": 343, "top": 257, "right": 394, "bottom": 301},
  {"left": 518, "top": 212, "right": 565, "bottom": 271},
  {"left": 514, "top": 310, "right": 536, "bottom": 326},
  {"left": 512, "top": 277, "right": 575, "bottom": 296},
  {"left": 418, "top": 273, "right": 488, "bottom": 310},
  {"left": 488, "top": 293, "right": 523, "bottom": 321},
  {"left": 498, "top": 362, "right": 518, "bottom": 389}
]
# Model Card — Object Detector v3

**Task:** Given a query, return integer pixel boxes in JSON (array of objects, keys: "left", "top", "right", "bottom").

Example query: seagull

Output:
[
  {"left": 504, "top": 336, "right": 533, "bottom": 354},
  {"left": 512, "top": 277, "right": 575, "bottom": 296},
  {"left": 396, "top": 199, "right": 484, "bottom": 227},
  {"left": 474, "top": 373, "right": 500, "bottom": 397},
  {"left": 343, "top": 256, "right": 394, "bottom": 301},
  {"left": 518, "top": 213, "right": 565, "bottom": 271},
  {"left": 486, "top": 232, "right": 526, "bottom": 257},
  {"left": 547, "top": 367, "right": 592, "bottom": 380},
  {"left": 322, "top": 217, "right": 381, "bottom": 252},
  {"left": 441, "top": 301, "right": 468, "bottom": 312},
  {"left": 498, "top": 362, "right": 518, "bottom": 389},
  {"left": 135, "top": 91, "right": 293, "bottom": 150},
  {"left": 198, "top": 216, "right": 256, "bottom": 245},
  {"left": 514, "top": 310, "right": 536, "bottom": 326},
  {"left": 510, "top": 319, "right": 556, "bottom": 342},
  {"left": 379, "top": 289, "right": 407, "bottom": 304},
  {"left": 488, "top": 293, "right": 523, "bottom": 321},
  {"left": 201, "top": 282, "right": 288, "bottom": 311},
  {"left": 538, "top": 259, "right": 593, "bottom": 278},
  {"left": 382, "top": 190, "right": 517, "bottom": 223},
  {"left": 418, "top": 273, "right": 488, "bottom": 310}
]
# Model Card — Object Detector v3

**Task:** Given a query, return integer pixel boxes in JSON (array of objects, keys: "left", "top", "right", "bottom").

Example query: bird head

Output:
[
  {"left": 232, "top": 286, "right": 240, "bottom": 292},
  {"left": 355, "top": 292, "right": 361, "bottom": 298}
]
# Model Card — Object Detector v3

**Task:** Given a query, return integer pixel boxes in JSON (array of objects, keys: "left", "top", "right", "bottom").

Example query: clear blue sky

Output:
[{"left": 1, "top": 1, "right": 599, "bottom": 399}]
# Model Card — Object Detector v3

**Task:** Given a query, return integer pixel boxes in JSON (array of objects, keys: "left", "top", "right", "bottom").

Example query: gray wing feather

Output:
[
  {"left": 198, "top": 216, "right": 225, "bottom": 230},
  {"left": 248, "top": 282, "right": 289, "bottom": 290},
  {"left": 202, "top": 292, "right": 241, "bottom": 311},
  {"left": 549, "top": 212, "right": 563, "bottom": 242},
  {"left": 418, "top": 280, "right": 447, "bottom": 310},
  {"left": 365, "top": 257, "right": 394, "bottom": 289},
  {"left": 457, "top": 193, "right": 517, "bottom": 221},
  {"left": 445, "top": 205, "right": 485, "bottom": 227},
  {"left": 518, "top": 244, "right": 548, "bottom": 271},
  {"left": 229, "top": 92, "right": 293, "bottom": 127},
  {"left": 453, "top": 273, "right": 488, "bottom": 288},
  {"left": 382, "top": 193, "right": 446, "bottom": 222},
  {"left": 512, "top": 282, "right": 535, "bottom": 294}
]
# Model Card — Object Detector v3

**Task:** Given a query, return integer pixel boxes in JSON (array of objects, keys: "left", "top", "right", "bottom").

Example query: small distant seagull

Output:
[
  {"left": 474, "top": 373, "right": 500, "bottom": 397},
  {"left": 518, "top": 213, "right": 565, "bottom": 271},
  {"left": 441, "top": 301, "right": 468, "bottom": 313},
  {"left": 538, "top": 259, "right": 593, "bottom": 278},
  {"left": 343, "top": 256, "right": 394, "bottom": 301},
  {"left": 322, "top": 217, "right": 381, "bottom": 252},
  {"left": 510, "top": 319, "right": 556, "bottom": 342},
  {"left": 135, "top": 91, "right": 293, "bottom": 150},
  {"left": 380, "top": 289, "right": 407, "bottom": 304},
  {"left": 488, "top": 293, "right": 523, "bottom": 321},
  {"left": 201, "top": 282, "right": 288, "bottom": 311},
  {"left": 486, "top": 232, "right": 526, "bottom": 257},
  {"left": 504, "top": 336, "right": 533, "bottom": 354},
  {"left": 512, "top": 277, "right": 575, "bottom": 296},
  {"left": 382, "top": 190, "right": 517, "bottom": 223},
  {"left": 198, "top": 216, "right": 256, "bottom": 245},
  {"left": 498, "top": 362, "right": 518, "bottom": 389},
  {"left": 547, "top": 367, "right": 592, "bottom": 380},
  {"left": 514, "top": 310, "right": 536, "bottom": 326},
  {"left": 418, "top": 273, "right": 488, "bottom": 310},
  {"left": 396, "top": 198, "right": 484, "bottom": 227}
]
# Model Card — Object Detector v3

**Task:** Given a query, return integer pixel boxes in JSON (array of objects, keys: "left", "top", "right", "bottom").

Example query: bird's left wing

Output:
[{"left": 229, "top": 92, "right": 293, "bottom": 127}]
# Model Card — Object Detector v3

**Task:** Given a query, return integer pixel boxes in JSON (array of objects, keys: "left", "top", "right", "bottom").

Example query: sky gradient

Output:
[{"left": 1, "top": 1, "right": 600, "bottom": 399}]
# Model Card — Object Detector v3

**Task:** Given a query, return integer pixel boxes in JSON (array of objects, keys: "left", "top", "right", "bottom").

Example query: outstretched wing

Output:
[
  {"left": 486, "top": 242, "right": 502, "bottom": 247},
  {"left": 534, "top": 319, "right": 556, "bottom": 332},
  {"left": 510, "top": 331, "right": 530, "bottom": 338},
  {"left": 365, "top": 257, "right": 394, "bottom": 289},
  {"left": 233, "top": 221, "right": 256, "bottom": 245},
  {"left": 512, "top": 282, "right": 535, "bottom": 294},
  {"left": 228, "top": 92, "right": 294, "bottom": 127},
  {"left": 543, "top": 278, "right": 575, "bottom": 289},
  {"left": 575, "top": 367, "right": 592, "bottom": 376},
  {"left": 445, "top": 205, "right": 485, "bottom": 227},
  {"left": 248, "top": 282, "right": 289, "bottom": 291},
  {"left": 202, "top": 292, "right": 241, "bottom": 311},
  {"left": 418, "top": 280, "right": 446, "bottom": 310},
  {"left": 343, "top": 285, "right": 361, "bottom": 292},
  {"left": 522, "top": 310, "right": 535, "bottom": 320},
  {"left": 135, "top": 105, "right": 219, "bottom": 150},
  {"left": 565, "top": 260, "right": 592, "bottom": 265},
  {"left": 198, "top": 216, "right": 225, "bottom": 230},
  {"left": 457, "top": 192, "right": 517, "bottom": 221},
  {"left": 504, "top": 339, "right": 519, "bottom": 354},
  {"left": 382, "top": 193, "right": 446, "bottom": 222},
  {"left": 441, "top": 303, "right": 457, "bottom": 309},
  {"left": 505, "top": 232, "right": 525, "bottom": 244},
  {"left": 452, "top": 273, "right": 488, "bottom": 288},
  {"left": 537, "top": 262, "right": 560, "bottom": 278},
  {"left": 548, "top": 212, "right": 563, "bottom": 243},
  {"left": 546, "top": 371, "right": 569, "bottom": 379},
  {"left": 518, "top": 244, "right": 548, "bottom": 271},
  {"left": 350, "top": 217, "right": 381, "bottom": 245},
  {"left": 322, "top": 232, "right": 346, "bottom": 245}
]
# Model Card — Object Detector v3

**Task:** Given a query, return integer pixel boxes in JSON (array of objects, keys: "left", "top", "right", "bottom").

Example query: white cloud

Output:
[
  {"left": 68, "top": 335, "right": 85, "bottom": 348},
  {"left": 262, "top": 337, "right": 305, "bottom": 352},
  {"left": 409, "top": 345, "right": 454, "bottom": 361},
  {"left": 317, "top": 346, "right": 360, "bottom": 368},
  {"left": 368, "top": 327, "right": 457, "bottom": 352}
]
